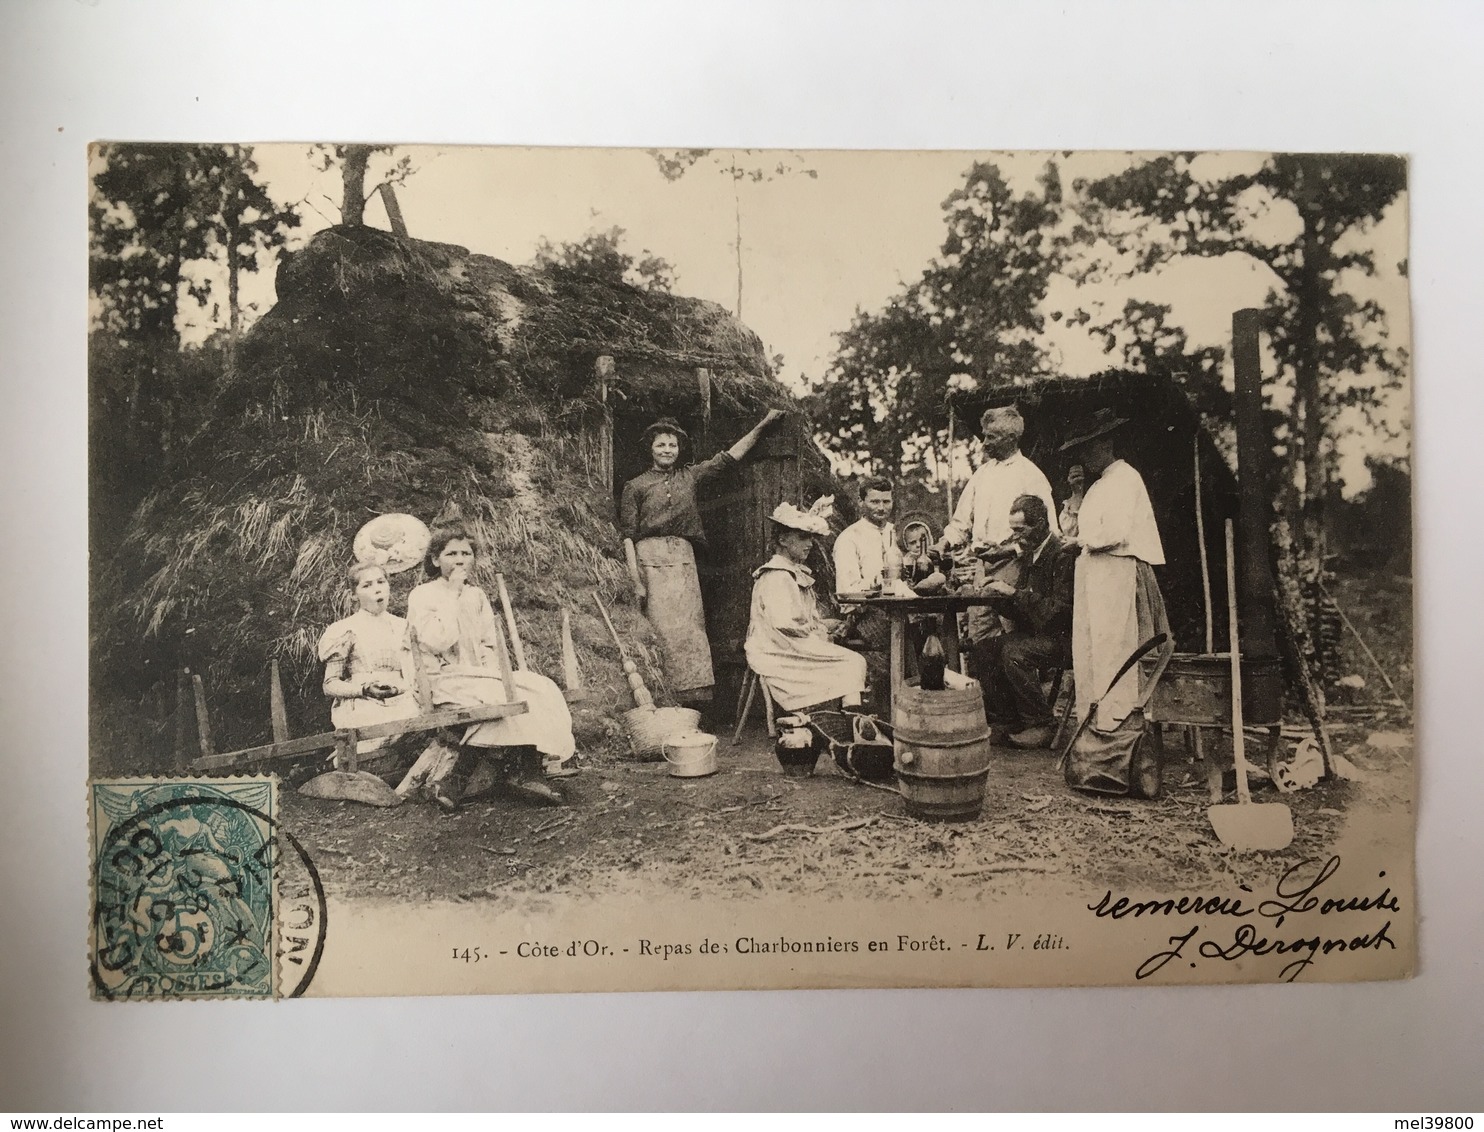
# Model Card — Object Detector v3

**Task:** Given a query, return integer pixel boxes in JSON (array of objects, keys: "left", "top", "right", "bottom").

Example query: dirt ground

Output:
[{"left": 281, "top": 698, "right": 1414, "bottom": 908}]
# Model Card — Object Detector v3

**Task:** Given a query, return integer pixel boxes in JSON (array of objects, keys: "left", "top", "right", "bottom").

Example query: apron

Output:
[
  {"left": 1072, "top": 555, "right": 1170, "bottom": 730},
  {"left": 637, "top": 535, "right": 714, "bottom": 697}
]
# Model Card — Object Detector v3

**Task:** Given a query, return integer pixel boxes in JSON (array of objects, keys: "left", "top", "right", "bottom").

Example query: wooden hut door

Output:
[{"left": 697, "top": 420, "right": 816, "bottom": 709}]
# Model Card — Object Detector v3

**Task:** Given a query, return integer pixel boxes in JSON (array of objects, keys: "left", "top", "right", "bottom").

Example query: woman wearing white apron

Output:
[
  {"left": 620, "top": 410, "right": 784, "bottom": 705},
  {"left": 1063, "top": 410, "right": 1171, "bottom": 732}
]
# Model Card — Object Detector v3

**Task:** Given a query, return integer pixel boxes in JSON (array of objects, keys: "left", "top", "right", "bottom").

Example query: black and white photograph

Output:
[{"left": 85, "top": 143, "right": 1415, "bottom": 996}]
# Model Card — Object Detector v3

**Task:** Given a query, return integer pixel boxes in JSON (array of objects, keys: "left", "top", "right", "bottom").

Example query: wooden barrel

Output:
[{"left": 893, "top": 683, "right": 992, "bottom": 821}]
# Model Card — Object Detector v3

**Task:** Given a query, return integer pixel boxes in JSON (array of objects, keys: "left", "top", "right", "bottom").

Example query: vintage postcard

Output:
[{"left": 88, "top": 145, "right": 1414, "bottom": 998}]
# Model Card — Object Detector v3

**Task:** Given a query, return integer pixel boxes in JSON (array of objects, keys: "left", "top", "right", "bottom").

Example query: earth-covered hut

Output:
[{"left": 92, "top": 225, "right": 833, "bottom": 769}]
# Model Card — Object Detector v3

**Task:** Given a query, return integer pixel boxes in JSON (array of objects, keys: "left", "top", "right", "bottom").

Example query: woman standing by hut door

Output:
[{"left": 621, "top": 409, "right": 785, "bottom": 705}]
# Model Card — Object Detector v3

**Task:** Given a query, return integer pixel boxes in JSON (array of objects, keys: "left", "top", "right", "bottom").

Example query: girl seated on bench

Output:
[
  {"left": 398, "top": 526, "right": 578, "bottom": 811},
  {"left": 317, "top": 561, "right": 423, "bottom": 762}
]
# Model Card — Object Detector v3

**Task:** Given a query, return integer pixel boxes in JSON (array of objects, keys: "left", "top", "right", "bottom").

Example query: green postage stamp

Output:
[{"left": 89, "top": 777, "right": 279, "bottom": 1000}]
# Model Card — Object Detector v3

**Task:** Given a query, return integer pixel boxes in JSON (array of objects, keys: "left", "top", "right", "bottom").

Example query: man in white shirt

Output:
[
  {"left": 833, "top": 475, "right": 896, "bottom": 714},
  {"left": 1063, "top": 409, "right": 1171, "bottom": 730},
  {"left": 940, "top": 405, "right": 1059, "bottom": 643}
]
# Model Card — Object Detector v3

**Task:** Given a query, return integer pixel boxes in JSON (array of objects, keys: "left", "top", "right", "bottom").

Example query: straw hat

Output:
[
  {"left": 769, "top": 502, "right": 831, "bottom": 537},
  {"left": 352, "top": 513, "right": 432, "bottom": 574},
  {"left": 1059, "top": 407, "right": 1129, "bottom": 452}
]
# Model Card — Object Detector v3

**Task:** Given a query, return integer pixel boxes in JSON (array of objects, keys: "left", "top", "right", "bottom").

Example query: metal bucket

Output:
[
  {"left": 663, "top": 730, "right": 719, "bottom": 778},
  {"left": 1141, "top": 653, "right": 1283, "bottom": 726},
  {"left": 893, "top": 683, "right": 992, "bottom": 821}
]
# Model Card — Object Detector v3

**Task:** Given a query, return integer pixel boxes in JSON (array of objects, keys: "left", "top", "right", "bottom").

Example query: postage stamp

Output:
[{"left": 89, "top": 776, "right": 279, "bottom": 1000}]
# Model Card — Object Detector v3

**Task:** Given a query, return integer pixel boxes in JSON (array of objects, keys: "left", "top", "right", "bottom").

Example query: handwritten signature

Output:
[{"left": 1088, "top": 856, "right": 1401, "bottom": 982}]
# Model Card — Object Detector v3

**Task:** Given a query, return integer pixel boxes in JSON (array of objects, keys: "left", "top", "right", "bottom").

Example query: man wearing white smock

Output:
[
  {"left": 746, "top": 502, "right": 867, "bottom": 712},
  {"left": 1063, "top": 409, "right": 1170, "bottom": 731},
  {"left": 939, "top": 405, "right": 1059, "bottom": 642},
  {"left": 832, "top": 475, "right": 897, "bottom": 713}
]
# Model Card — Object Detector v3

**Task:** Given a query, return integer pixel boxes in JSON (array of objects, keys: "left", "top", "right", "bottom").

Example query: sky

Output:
[{"left": 192, "top": 145, "right": 1410, "bottom": 492}]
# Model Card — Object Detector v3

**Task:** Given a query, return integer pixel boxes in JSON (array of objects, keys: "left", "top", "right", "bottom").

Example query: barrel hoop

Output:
[
  {"left": 893, "top": 729, "right": 992, "bottom": 749},
  {"left": 896, "top": 769, "right": 990, "bottom": 787}
]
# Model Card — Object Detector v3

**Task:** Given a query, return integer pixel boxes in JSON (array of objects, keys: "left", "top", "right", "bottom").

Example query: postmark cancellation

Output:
[{"left": 89, "top": 776, "right": 280, "bottom": 1000}]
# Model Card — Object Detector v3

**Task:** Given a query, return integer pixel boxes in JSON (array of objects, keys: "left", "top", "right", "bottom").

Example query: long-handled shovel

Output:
[{"left": 1208, "top": 519, "right": 1294, "bottom": 850}]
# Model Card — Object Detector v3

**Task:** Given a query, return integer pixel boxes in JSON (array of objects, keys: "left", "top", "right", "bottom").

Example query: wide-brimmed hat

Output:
[
  {"left": 769, "top": 501, "right": 831, "bottom": 537},
  {"left": 1059, "top": 408, "right": 1128, "bottom": 452},
  {"left": 352, "top": 513, "right": 432, "bottom": 575},
  {"left": 642, "top": 417, "right": 689, "bottom": 443}
]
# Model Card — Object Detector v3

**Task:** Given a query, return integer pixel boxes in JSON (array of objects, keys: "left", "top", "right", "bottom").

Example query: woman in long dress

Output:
[
  {"left": 1062, "top": 411, "right": 1170, "bottom": 731},
  {"left": 398, "top": 527, "right": 576, "bottom": 810},
  {"left": 318, "top": 562, "right": 423, "bottom": 760},
  {"left": 745, "top": 502, "right": 867, "bottom": 713},
  {"left": 620, "top": 409, "right": 784, "bottom": 705}
]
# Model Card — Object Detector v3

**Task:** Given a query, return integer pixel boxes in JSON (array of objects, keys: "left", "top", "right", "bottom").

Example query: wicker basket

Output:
[{"left": 623, "top": 705, "right": 703, "bottom": 760}]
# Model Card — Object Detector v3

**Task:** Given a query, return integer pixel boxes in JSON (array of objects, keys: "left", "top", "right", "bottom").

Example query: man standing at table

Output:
[
  {"left": 833, "top": 475, "right": 896, "bottom": 715},
  {"left": 938, "top": 405, "right": 1059, "bottom": 645}
]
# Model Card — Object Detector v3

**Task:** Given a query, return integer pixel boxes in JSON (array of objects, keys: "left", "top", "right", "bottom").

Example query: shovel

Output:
[{"left": 1208, "top": 519, "right": 1293, "bottom": 850}]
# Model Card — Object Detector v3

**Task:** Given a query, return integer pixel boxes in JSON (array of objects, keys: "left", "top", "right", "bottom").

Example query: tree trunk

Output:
[
  {"left": 226, "top": 232, "right": 241, "bottom": 379},
  {"left": 1292, "top": 209, "right": 1328, "bottom": 565},
  {"left": 340, "top": 145, "right": 372, "bottom": 226}
]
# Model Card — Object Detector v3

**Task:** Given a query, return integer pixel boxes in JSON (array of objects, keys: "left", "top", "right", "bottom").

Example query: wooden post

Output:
[
  {"left": 596, "top": 355, "right": 615, "bottom": 493},
  {"left": 697, "top": 368, "right": 712, "bottom": 450},
  {"left": 269, "top": 659, "right": 289, "bottom": 745},
  {"left": 1231, "top": 309, "right": 1280, "bottom": 661},
  {"left": 333, "top": 729, "right": 357, "bottom": 774},
  {"left": 495, "top": 574, "right": 528, "bottom": 671},
  {"left": 945, "top": 401, "right": 956, "bottom": 522},
  {"left": 1194, "top": 434, "right": 1214, "bottom": 654},
  {"left": 560, "top": 609, "right": 584, "bottom": 694},
  {"left": 191, "top": 673, "right": 215, "bottom": 760},
  {"left": 173, "top": 668, "right": 192, "bottom": 771},
  {"left": 492, "top": 618, "right": 518, "bottom": 705},
  {"left": 376, "top": 183, "right": 409, "bottom": 237},
  {"left": 408, "top": 625, "right": 434, "bottom": 713}
]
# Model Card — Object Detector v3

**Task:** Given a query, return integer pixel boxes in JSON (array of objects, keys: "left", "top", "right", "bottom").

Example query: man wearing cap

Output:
[
  {"left": 746, "top": 501, "right": 868, "bottom": 712},
  {"left": 939, "top": 404, "right": 1059, "bottom": 644},
  {"left": 620, "top": 408, "right": 784, "bottom": 706},
  {"left": 1061, "top": 408, "right": 1170, "bottom": 731}
]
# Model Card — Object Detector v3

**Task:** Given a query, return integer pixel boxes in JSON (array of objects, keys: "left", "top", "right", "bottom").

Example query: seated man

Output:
[
  {"left": 971, "top": 494, "right": 1076, "bottom": 750},
  {"left": 832, "top": 475, "right": 896, "bottom": 715},
  {"left": 746, "top": 502, "right": 868, "bottom": 715}
]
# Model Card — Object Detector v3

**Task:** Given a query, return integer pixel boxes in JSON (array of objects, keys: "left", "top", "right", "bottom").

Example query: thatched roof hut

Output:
[{"left": 93, "top": 225, "right": 829, "bottom": 766}]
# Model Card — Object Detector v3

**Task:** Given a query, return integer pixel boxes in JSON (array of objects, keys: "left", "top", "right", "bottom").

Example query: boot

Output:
[{"left": 501, "top": 746, "right": 566, "bottom": 807}]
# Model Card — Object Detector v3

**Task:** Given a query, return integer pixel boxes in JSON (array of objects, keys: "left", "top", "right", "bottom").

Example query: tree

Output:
[
  {"left": 89, "top": 143, "right": 298, "bottom": 542},
  {"left": 804, "top": 160, "right": 1065, "bottom": 476},
  {"left": 532, "top": 226, "right": 676, "bottom": 292},
  {"left": 649, "top": 148, "right": 817, "bottom": 317},
  {"left": 1078, "top": 153, "right": 1408, "bottom": 549},
  {"left": 311, "top": 144, "right": 417, "bottom": 227}
]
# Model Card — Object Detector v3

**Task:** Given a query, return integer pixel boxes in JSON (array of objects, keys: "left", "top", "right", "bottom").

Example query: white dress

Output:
[
  {"left": 1072, "top": 460, "right": 1168, "bottom": 730},
  {"left": 744, "top": 554, "right": 867, "bottom": 711},
  {"left": 316, "top": 609, "right": 421, "bottom": 752},
  {"left": 405, "top": 579, "right": 576, "bottom": 763}
]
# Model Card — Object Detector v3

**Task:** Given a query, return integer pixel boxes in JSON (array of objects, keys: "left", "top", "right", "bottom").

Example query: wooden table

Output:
[{"left": 849, "top": 592, "right": 1003, "bottom": 715}]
